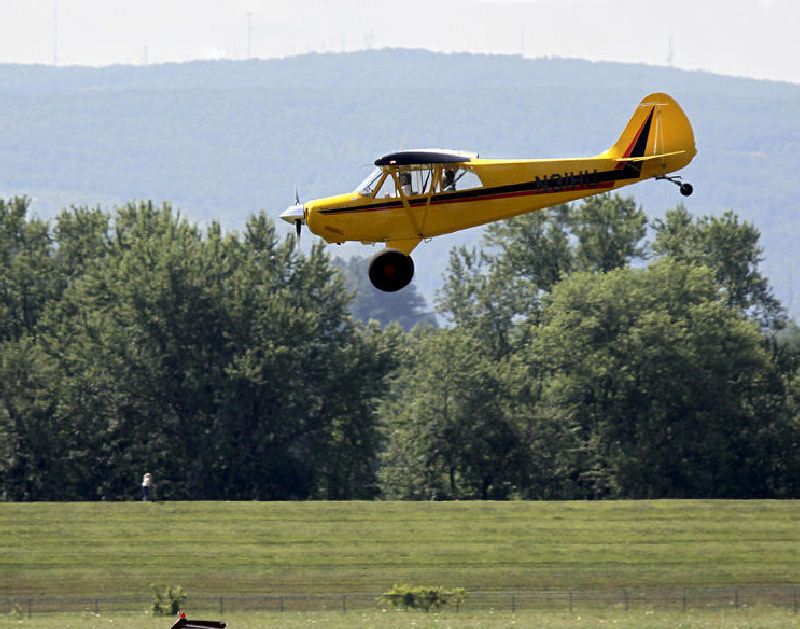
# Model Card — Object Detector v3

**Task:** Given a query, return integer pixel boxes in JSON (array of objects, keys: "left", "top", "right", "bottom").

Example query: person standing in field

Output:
[{"left": 142, "top": 472, "right": 153, "bottom": 501}]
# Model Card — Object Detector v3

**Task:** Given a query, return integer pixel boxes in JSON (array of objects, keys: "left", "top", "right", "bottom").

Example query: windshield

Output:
[{"left": 354, "top": 167, "right": 383, "bottom": 195}]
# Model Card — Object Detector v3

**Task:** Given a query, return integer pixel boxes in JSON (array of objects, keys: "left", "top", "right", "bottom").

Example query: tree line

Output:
[{"left": 1, "top": 194, "right": 799, "bottom": 501}]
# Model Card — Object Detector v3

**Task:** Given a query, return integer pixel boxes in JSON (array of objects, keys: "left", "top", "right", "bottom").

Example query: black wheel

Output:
[
  {"left": 368, "top": 248, "right": 414, "bottom": 292},
  {"left": 679, "top": 182, "right": 694, "bottom": 197}
]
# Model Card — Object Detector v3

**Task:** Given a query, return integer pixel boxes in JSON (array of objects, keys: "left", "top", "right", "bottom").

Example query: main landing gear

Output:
[
  {"left": 656, "top": 174, "right": 693, "bottom": 197},
  {"left": 369, "top": 248, "right": 415, "bottom": 292}
]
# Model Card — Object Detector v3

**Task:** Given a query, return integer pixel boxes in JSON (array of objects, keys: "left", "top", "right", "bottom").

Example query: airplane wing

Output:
[
  {"left": 374, "top": 149, "right": 477, "bottom": 166},
  {"left": 614, "top": 150, "right": 686, "bottom": 163}
]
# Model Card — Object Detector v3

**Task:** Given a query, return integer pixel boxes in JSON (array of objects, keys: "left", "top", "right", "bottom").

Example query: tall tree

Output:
[
  {"left": 4, "top": 202, "right": 394, "bottom": 500},
  {"left": 0, "top": 197, "right": 58, "bottom": 342},
  {"left": 482, "top": 203, "right": 573, "bottom": 292},
  {"left": 0, "top": 198, "right": 66, "bottom": 500},
  {"left": 568, "top": 193, "right": 647, "bottom": 273},
  {"left": 0, "top": 340, "right": 62, "bottom": 500},
  {"left": 437, "top": 194, "right": 648, "bottom": 356},
  {"left": 652, "top": 205, "right": 784, "bottom": 329},
  {"left": 528, "top": 260, "right": 798, "bottom": 497},
  {"left": 379, "top": 329, "right": 522, "bottom": 499}
]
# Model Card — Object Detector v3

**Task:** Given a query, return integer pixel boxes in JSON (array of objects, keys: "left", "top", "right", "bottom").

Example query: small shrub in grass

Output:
[
  {"left": 7, "top": 604, "right": 24, "bottom": 619},
  {"left": 379, "top": 584, "right": 467, "bottom": 612},
  {"left": 149, "top": 583, "right": 187, "bottom": 615}
]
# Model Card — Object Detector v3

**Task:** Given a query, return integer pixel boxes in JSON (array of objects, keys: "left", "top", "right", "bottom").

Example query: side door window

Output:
[
  {"left": 439, "top": 166, "right": 483, "bottom": 193},
  {"left": 397, "top": 168, "right": 434, "bottom": 197}
]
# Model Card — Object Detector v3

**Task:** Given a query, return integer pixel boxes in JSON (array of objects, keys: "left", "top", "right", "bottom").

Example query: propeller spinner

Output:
[{"left": 279, "top": 196, "right": 306, "bottom": 246}]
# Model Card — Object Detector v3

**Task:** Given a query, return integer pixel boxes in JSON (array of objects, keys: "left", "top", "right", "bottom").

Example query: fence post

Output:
[
  {"left": 279, "top": 596, "right": 284, "bottom": 613},
  {"left": 568, "top": 591, "right": 573, "bottom": 613},
  {"left": 682, "top": 588, "right": 687, "bottom": 612},
  {"left": 219, "top": 596, "right": 223, "bottom": 615},
  {"left": 734, "top": 588, "right": 739, "bottom": 609},
  {"left": 623, "top": 589, "right": 628, "bottom": 611},
  {"left": 511, "top": 593, "right": 516, "bottom": 614},
  {"left": 94, "top": 598, "right": 99, "bottom": 615},
  {"left": 456, "top": 598, "right": 460, "bottom": 612},
  {"left": 342, "top": 595, "right": 346, "bottom": 614},
  {"left": 27, "top": 598, "right": 32, "bottom": 620}
]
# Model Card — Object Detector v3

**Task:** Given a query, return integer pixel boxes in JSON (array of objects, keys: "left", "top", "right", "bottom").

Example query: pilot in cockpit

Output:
[
  {"left": 398, "top": 172, "right": 413, "bottom": 196},
  {"left": 442, "top": 169, "right": 457, "bottom": 192}
]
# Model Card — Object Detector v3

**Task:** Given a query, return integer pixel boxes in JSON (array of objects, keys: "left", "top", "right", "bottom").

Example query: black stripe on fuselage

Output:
[
  {"left": 321, "top": 109, "right": 656, "bottom": 217},
  {"left": 319, "top": 164, "right": 643, "bottom": 216}
]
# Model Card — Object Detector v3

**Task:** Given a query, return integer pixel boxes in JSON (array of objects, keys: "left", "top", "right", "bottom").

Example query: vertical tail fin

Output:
[{"left": 601, "top": 93, "right": 696, "bottom": 170}]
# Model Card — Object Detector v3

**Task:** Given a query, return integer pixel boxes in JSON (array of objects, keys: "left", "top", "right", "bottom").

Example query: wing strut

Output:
[
  {"left": 387, "top": 168, "right": 423, "bottom": 255},
  {"left": 391, "top": 169, "right": 422, "bottom": 236}
]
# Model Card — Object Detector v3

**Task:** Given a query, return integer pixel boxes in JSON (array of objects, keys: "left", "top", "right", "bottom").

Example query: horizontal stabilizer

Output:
[{"left": 614, "top": 150, "right": 686, "bottom": 163}]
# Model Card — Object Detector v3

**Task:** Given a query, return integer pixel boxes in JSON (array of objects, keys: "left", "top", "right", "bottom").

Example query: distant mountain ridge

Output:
[{"left": 0, "top": 50, "right": 797, "bottom": 315}]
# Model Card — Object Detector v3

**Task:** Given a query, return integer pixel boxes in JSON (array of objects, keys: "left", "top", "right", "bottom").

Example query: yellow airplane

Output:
[{"left": 280, "top": 92, "right": 696, "bottom": 291}]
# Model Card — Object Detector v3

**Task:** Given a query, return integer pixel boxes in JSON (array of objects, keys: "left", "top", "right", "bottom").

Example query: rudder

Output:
[{"left": 601, "top": 93, "right": 696, "bottom": 169}]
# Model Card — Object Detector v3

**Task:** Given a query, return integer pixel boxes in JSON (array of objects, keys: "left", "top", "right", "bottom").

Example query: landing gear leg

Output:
[
  {"left": 368, "top": 248, "right": 415, "bottom": 292},
  {"left": 656, "top": 175, "right": 693, "bottom": 197}
]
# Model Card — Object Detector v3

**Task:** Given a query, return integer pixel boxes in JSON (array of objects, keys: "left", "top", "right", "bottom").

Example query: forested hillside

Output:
[
  {"left": 0, "top": 50, "right": 797, "bottom": 316},
  {"left": 2, "top": 194, "right": 799, "bottom": 501}
]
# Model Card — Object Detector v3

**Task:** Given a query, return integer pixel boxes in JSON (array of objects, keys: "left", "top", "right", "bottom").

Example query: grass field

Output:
[
  {"left": 3, "top": 500, "right": 800, "bottom": 601},
  {"left": 4, "top": 609, "right": 800, "bottom": 629}
]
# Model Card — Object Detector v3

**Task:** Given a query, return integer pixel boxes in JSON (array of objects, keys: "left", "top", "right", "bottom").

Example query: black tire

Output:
[
  {"left": 679, "top": 182, "right": 694, "bottom": 197},
  {"left": 368, "top": 249, "right": 415, "bottom": 292}
]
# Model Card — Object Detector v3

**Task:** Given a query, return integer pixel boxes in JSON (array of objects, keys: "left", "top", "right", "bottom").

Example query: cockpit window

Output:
[
  {"left": 411, "top": 168, "right": 433, "bottom": 194},
  {"left": 356, "top": 165, "right": 481, "bottom": 198},
  {"left": 439, "top": 167, "right": 482, "bottom": 192},
  {"left": 355, "top": 167, "right": 383, "bottom": 195},
  {"left": 377, "top": 173, "right": 398, "bottom": 198}
]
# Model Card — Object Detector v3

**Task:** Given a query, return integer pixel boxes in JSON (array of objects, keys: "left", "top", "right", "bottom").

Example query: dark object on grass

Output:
[
  {"left": 170, "top": 611, "right": 226, "bottom": 628},
  {"left": 379, "top": 583, "right": 467, "bottom": 612}
]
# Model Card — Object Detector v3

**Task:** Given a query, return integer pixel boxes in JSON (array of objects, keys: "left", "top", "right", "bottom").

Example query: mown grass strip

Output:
[
  {"left": 5, "top": 609, "right": 800, "bottom": 629},
  {"left": 2, "top": 500, "right": 799, "bottom": 597}
]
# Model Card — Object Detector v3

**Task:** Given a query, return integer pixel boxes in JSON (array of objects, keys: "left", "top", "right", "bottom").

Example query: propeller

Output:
[
  {"left": 279, "top": 188, "right": 306, "bottom": 249},
  {"left": 294, "top": 189, "right": 302, "bottom": 242}
]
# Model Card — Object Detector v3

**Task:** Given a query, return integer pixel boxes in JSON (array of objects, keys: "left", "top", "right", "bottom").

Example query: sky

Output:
[{"left": 0, "top": 0, "right": 797, "bottom": 84}]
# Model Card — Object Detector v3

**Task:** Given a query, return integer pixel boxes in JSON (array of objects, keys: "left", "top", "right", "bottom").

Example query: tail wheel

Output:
[
  {"left": 368, "top": 249, "right": 414, "bottom": 292},
  {"left": 656, "top": 175, "right": 694, "bottom": 197}
]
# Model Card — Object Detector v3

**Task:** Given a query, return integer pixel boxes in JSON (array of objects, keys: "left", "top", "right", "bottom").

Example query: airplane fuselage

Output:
[
  {"left": 306, "top": 151, "right": 691, "bottom": 254},
  {"left": 280, "top": 92, "right": 697, "bottom": 290}
]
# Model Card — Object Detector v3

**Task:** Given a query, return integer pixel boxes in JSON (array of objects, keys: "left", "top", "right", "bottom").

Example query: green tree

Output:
[
  {"left": 0, "top": 340, "right": 62, "bottom": 500},
  {"left": 528, "top": 260, "right": 797, "bottom": 497},
  {"left": 568, "top": 193, "right": 647, "bottom": 273},
  {"left": 0, "top": 197, "right": 59, "bottom": 342},
  {"left": 435, "top": 246, "right": 530, "bottom": 358},
  {"left": 482, "top": 203, "right": 573, "bottom": 292},
  {"left": 22, "top": 203, "right": 393, "bottom": 500},
  {"left": 52, "top": 205, "right": 111, "bottom": 279},
  {"left": 379, "top": 329, "right": 521, "bottom": 499},
  {"left": 652, "top": 205, "right": 784, "bottom": 329},
  {"left": 0, "top": 198, "right": 68, "bottom": 500},
  {"left": 437, "top": 194, "right": 647, "bottom": 357}
]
